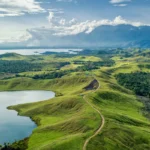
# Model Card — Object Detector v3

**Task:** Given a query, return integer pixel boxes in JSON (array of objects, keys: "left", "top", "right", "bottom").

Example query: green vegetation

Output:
[
  {"left": 0, "top": 60, "right": 70, "bottom": 74},
  {"left": 116, "top": 72, "right": 150, "bottom": 98},
  {"left": 0, "top": 139, "right": 28, "bottom": 150},
  {"left": 1, "top": 48, "right": 150, "bottom": 150},
  {"left": 0, "top": 60, "right": 43, "bottom": 73}
]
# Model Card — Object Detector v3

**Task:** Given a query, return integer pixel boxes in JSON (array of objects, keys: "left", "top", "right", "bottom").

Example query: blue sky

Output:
[{"left": 0, "top": 0, "right": 150, "bottom": 46}]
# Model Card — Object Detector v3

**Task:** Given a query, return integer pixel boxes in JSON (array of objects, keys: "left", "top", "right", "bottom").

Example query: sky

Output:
[{"left": 0, "top": 0, "right": 150, "bottom": 47}]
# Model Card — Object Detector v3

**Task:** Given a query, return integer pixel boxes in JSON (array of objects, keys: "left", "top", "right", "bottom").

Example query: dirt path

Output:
[{"left": 83, "top": 78, "right": 105, "bottom": 150}]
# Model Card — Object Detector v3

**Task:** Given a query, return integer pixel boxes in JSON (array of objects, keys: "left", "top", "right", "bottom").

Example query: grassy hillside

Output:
[
  {"left": 1, "top": 49, "right": 150, "bottom": 150},
  {"left": 7, "top": 74, "right": 101, "bottom": 150},
  {"left": 87, "top": 75, "right": 150, "bottom": 150}
]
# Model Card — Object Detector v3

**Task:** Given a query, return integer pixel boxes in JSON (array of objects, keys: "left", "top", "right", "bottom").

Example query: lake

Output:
[
  {"left": 0, "top": 91, "right": 55, "bottom": 145},
  {"left": 0, "top": 49, "right": 82, "bottom": 55}
]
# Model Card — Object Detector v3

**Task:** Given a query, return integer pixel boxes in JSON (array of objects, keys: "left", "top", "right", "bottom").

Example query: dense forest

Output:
[
  {"left": 138, "top": 64, "right": 150, "bottom": 69},
  {"left": 74, "top": 59, "right": 115, "bottom": 71},
  {"left": 32, "top": 71, "right": 67, "bottom": 79},
  {"left": 116, "top": 72, "right": 150, "bottom": 98},
  {"left": 74, "top": 59, "right": 115, "bottom": 67},
  {"left": 0, "top": 60, "right": 70, "bottom": 73},
  {"left": 0, "top": 60, "right": 43, "bottom": 73}
]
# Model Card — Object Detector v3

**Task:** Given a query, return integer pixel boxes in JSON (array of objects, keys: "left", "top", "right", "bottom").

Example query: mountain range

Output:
[{"left": 1, "top": 24, "right": 150, "bottom": 49}]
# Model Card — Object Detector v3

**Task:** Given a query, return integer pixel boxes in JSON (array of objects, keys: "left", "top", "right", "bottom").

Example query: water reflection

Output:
[{"left": 0, "top": 91, "right": 55, "bottom": 144}]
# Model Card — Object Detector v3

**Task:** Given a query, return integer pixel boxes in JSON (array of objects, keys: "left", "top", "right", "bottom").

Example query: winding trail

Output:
[{"left": 83, "top": 78, "right": 105, "bottom": 150}]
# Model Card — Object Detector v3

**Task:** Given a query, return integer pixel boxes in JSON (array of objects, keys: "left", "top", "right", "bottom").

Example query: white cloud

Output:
[
  {"left": 47, "top": 9, "right": 78, "bottom": 28},
  {"left": 47, "top": 10, "right": 65, "bottom": 26},
  {"left": 114, "top": 3, "right": 128, "bottom": 6},
  {"left": 47, "top": 9, "right": 64, "bottom": 14},
  {"left": 110, "top": 0, "right": 131, "bottom": 4},
  {"left": 43, "top": 15, "right": 148, "bottom": 36},
  {"left": 0, "top": 32, "right": 32, "bottom": 43},
  {"left": 69, "top": 18, "right": 77, "bottom": 24},
  {"left": 110, "top": 0, "right": 131, "bottom": 6},
  {"left": 47, "top": 12, "right": 55, "bottom": 24},
  {"left": 59, "top": 19, "right": 66, "bottom": 25},
  {"left": 0, "top": 0, "right": 45, "bottom": 17}
]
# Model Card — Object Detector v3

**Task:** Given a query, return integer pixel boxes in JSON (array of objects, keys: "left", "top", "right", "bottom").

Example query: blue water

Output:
[
  {"left": 0, "top": 49, "right": 82, "bottom": 55},
  {"left": 0, "top": 91, "right": 55, "bottom": 144}
]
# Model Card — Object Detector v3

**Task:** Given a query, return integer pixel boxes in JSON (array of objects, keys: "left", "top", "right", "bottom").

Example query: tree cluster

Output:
[{"left": 116, "top": 72, "right": 150, "bottom": 98}]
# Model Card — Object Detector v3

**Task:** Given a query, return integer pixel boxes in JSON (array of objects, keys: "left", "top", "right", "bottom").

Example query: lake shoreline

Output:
[{"left": 0, "top": 90, "right": 55, "bottom": 145}]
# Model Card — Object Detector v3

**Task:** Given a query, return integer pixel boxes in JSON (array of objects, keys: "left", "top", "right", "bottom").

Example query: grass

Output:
[
  {"left": 85, "top": 71, "right": 150, "bottom": 150},
  {"left": 6, "top": 74, "right": 101, "bottom": 150},
  {"left": 1, "top": 50, "right": 150, "bottom": 149}
]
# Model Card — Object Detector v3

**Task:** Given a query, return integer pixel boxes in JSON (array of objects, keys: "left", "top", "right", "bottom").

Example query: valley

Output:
[{"left": 0, "top": 48, "right": 150, "bottom": 150}]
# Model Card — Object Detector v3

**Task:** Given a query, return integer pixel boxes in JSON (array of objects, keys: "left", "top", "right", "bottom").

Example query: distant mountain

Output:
[
  {"left": 1, "top": 24, "right": 150, "bottom": 48},
  {"left": 28, "top": 24, "right": 150, "bottom": 48},
  {"left": 67, "top": 25, "right": 150, "bottom": 48},
  {"left": 127, "top": 40, "right": 150, "bottom": 48}
]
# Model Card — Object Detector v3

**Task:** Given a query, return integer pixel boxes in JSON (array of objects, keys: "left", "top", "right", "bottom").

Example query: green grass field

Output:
[{"left": 1, "top": 49, "right": 150, "bottom": 150}]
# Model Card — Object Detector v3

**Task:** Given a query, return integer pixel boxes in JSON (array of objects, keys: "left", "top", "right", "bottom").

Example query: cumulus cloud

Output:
[
  {"left": 69, "top": 18, "right": 77, "bottom": 24},
  {"left": 47, "top": 10, "right": 77, "bottom": 27},
  {"left": 47, "top": 12, "right": 55, "bottom": 24},
  {"left": 47, "top": 9, "right": 65, "bottom": 26},
  {"left": 0, "top": 0, "right": 45, "bottom": 17},
  {"left": 43, "top": 15, "right": 148, "bottom": 36},
  {"left": 59, "top": 19, "right": 66, "bottom": 25}
]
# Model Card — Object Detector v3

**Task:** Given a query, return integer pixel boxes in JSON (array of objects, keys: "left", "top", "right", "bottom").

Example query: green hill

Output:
[{"left": 1, "top": 49, "right": 150, "bottom": 150}]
